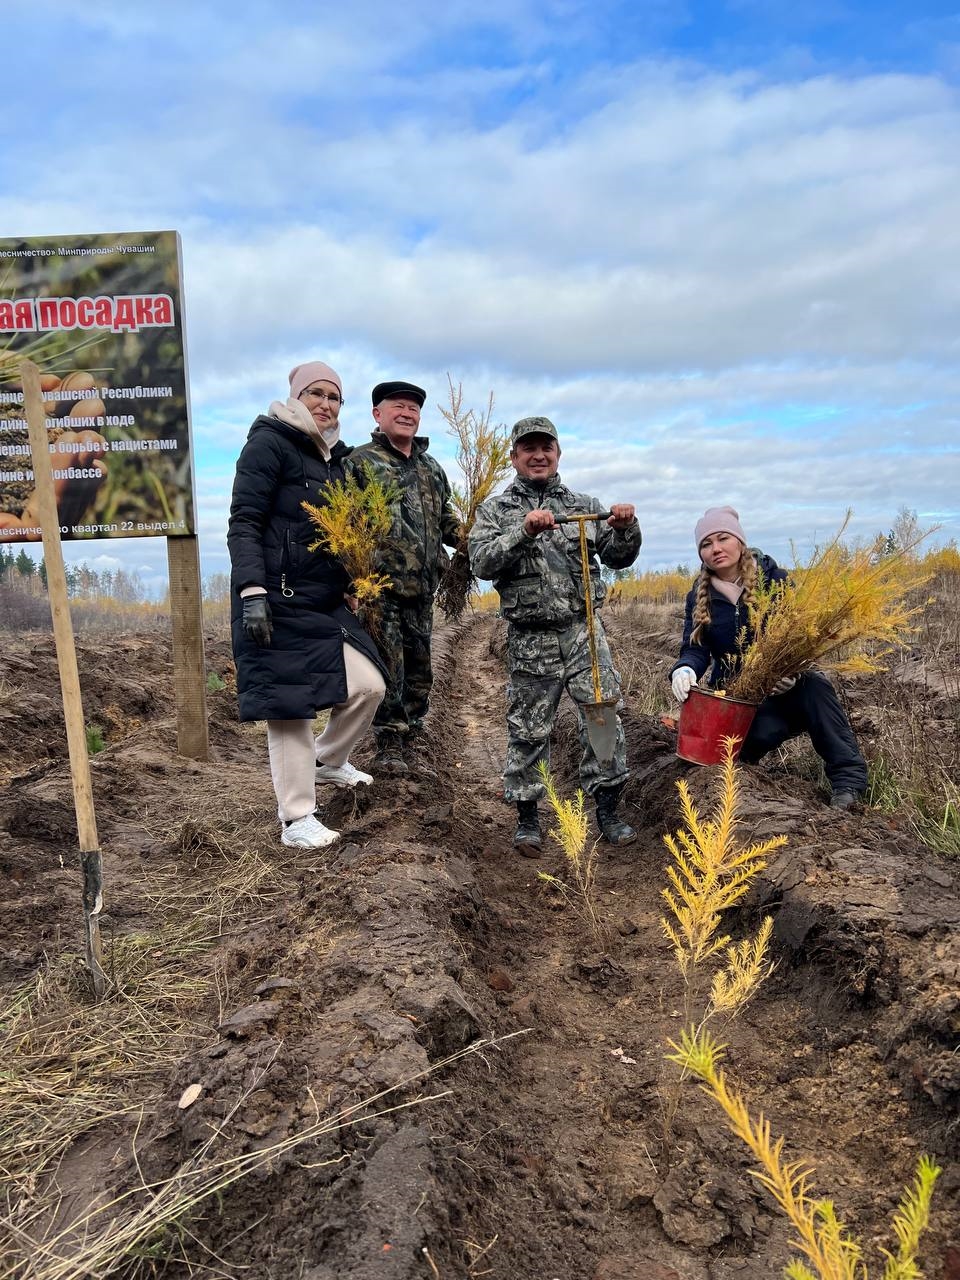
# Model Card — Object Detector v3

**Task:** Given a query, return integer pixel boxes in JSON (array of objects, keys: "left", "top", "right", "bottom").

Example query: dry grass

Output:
[
  {"left": 616, "top": 643, "right": 674, "bottom": 717},
  {"left": 613, "top": 569, "right": 692, "bottom": 606},
  {"left": 0, "top": 790, "right": 305, "bottom": 1265},
  {"left": 151, "top": 791, "right": 293, "bottom": 919},
  {"left": 0, "top": 674, "right": 22, "bottom": 706},
  {"left": 5, "top": 1033, "right": 526, "bottom": 1280},
  {"left": 845, "top": 567, "right": 960, "bottom": 855},
  {"left": 0, "top": 933, "right": 210, "bottom": 1249}
]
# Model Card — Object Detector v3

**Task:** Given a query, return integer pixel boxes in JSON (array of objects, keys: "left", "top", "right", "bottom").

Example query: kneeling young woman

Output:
[{"left": 669, "top": 506, "right": 867, "bottom": 809}]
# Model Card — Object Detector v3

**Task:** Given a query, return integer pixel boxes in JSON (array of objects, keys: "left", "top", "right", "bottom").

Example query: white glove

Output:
[
  {"left": 771, "top": 675, "right": 797, "bottom": 696},
  {"left": 671, "top": 666, "right": 698, "bottom": 703}
]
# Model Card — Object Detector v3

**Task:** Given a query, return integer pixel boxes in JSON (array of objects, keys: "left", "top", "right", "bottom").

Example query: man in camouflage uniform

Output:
[
  {"left": 468, "top": 417, "right": 641, "bottom": 854},
  {"left": 347, "top": 381, "right": 460, "bottom": 774}
]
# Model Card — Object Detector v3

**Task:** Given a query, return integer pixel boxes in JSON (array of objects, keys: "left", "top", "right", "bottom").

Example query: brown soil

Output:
[{"left": 1, "top": 611, "right": 958, "bottom": 1279}]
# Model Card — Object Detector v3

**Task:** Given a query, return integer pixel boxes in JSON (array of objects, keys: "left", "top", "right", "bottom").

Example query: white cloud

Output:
[{"left": 2, "top": 8, "right": 957, "bottom": 586}]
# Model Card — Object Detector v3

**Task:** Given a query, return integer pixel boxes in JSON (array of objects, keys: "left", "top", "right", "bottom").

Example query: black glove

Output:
[{"left": 242, "top": 595, "right": 273, "bottom": 647}]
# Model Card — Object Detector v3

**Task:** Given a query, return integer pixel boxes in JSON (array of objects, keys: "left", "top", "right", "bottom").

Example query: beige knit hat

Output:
[
  {"left": 289, "top": 361, "right": 342, "bottom": 400},
  {"left": 695, "top": 505, "right": 746, "bottom": 550}
]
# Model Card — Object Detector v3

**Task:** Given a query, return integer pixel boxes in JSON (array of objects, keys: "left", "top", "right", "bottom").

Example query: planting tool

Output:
[
  {"left": 21, "top": 358, "right": 108, "bottom": 998},
  {"left": 552, "top": 510, "right": 618, "bottom": 764}
]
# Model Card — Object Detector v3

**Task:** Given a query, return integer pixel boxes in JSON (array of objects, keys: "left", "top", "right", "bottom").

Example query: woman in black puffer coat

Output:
[{"left": 228, "top": 360, "right": 386, "bottom": 849}]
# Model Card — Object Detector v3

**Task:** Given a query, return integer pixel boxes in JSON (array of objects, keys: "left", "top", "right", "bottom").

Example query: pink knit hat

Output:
[
  {"left": 695, "top": 505, "right": 746, "bottom": 551},
  {"left": 289, "top": 361, "right": 342, "bottom": 400}
]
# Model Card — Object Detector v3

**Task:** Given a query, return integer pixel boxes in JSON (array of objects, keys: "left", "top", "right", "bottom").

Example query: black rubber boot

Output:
[
  {"left": 595, "top": 783, "right": 637, "bottom": 846},
  {"left": 513, "top": 799, "right": 542, "bottom": 858},
  {"left": 405, "top": 732, "right": 438, "bottom": 781},
  {"left": 374, "top": 732, "right": 408, "bottom": 776},
  {"left": 829, "top": 789, "right": 861, "bottom": 810}
]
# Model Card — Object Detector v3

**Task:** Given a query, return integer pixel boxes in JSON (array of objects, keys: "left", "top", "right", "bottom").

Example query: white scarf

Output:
[
  {"left": 269, "top": 397, "right": 341, "bottom": 460},
  {"left": 711, "top": 575, "right": 744, "bottom": 605}
]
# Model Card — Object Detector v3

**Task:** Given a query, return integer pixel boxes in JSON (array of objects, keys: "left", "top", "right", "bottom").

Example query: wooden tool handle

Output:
[{"left": 553, "top": 511, "right": 611, "bottom": 525}]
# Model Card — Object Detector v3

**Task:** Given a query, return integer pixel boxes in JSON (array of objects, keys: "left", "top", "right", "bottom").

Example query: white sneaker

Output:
[
  {"left": 281, "top": 813, "right": 340, "bottom": 849},
  {"left": 315, "top": 759, "right": 373, "bottom": 788}
]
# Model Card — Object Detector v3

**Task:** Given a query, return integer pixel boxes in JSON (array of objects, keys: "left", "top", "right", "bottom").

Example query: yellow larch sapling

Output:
[
  {"left": 436, "top": 376, "right": 512, "bottom": 620},
  {"left": 302, "top": 463, "right": 398, "bottom": 634},
  {"left": 668, "top": 1027, "right": 941, "bottom": 1280},
  {"left": 660, "top": 737, "right": 784, "bottom": 1021},
  {"left": 536, "top": 762, "right": 602, "bottom": 935}
]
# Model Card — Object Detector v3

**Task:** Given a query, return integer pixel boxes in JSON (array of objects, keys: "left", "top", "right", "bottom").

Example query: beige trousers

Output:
[{"left": 267, "top": 646, "right": 385, "bottom": 822}]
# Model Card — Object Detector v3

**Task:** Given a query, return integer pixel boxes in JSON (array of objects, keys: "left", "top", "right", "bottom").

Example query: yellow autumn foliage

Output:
[
  {"left": 436, "top": 376, "right": 512, "bottom": 620},
  {"left": 302, "top": 463, "right": 397, "bottom": 626},
  {"left": 661, "top": 739, "right": 784, "bottom": 1000},
  {"left": 537, "top": 762, "right": 602, "bottom": 934},
  {"left": 728, "top": 514, "right": 931, "bottom": 704},
  {"left": 669, "top": 1027, "right": 941, "bottom": 1280}
]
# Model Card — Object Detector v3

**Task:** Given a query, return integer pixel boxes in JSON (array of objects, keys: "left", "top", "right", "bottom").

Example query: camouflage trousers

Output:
[
  {"left": 503, "top": 617, "right": 628, "bottom": 802},
  {"left": 373, "top": 593, "right": 435, "bottom": 739}
]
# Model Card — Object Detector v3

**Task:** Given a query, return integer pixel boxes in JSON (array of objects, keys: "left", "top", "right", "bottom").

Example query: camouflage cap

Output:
[{"left": 510, "top": 416, "right": 559, "bottom": 447}]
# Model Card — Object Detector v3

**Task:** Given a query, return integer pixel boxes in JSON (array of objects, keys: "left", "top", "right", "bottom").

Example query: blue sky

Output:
[{"left": 3, "top": 0, "right": 958, "bottom": 592}]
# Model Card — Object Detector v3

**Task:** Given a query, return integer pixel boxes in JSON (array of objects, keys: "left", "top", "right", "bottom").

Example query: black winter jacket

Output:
[
  {"left": 227, "top": 415, "right": 384, "bottom": 721},
  {"left": 671, "top": 552, "right": 787, "bottom": 689}
]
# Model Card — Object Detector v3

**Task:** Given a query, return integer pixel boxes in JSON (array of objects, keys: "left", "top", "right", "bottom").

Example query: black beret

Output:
[{"left": 372, "top": 380, "right": 426, "bottom": 408}]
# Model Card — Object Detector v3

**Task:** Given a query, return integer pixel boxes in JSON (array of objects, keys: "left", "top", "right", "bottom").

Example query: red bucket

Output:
[{"left": 676, "top": 687, "right": 758, "bottom": 765}]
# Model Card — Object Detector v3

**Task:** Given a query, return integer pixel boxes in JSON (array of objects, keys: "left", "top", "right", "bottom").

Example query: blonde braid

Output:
[
  {"left": 689, "top": 566, "right": 712, "bottom": 646},
  {"left": 738, "top": 547, "right": 759, "bottom": 615}
]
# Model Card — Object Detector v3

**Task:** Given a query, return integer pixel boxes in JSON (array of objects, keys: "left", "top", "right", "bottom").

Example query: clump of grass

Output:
[
  {"left": 0, "top": 674, "right": 22, "bottom": 705},
  {"left": 153, "top": 788, "right": 296, "bottom": 917},
  {"left": 911, "top": 779, "right": 960, "bottom": 859},
  {"left": 614, "top": 629, "right": 675, "bottom": 717},
  {"left": 205, "top": 670, "right": 226, "bottom": 693},
  {"left": 661, "top": 738, "right": 784, "bottom": 1023},
  {"left": 669, "top": 1027, "right": 941, "bottom": 1280},
  {"left": 728, "top": 514, "right": 931, "bottom": 704},
  {"left": 84, "top": 722, "right": 106, "bottom": 754},
  {"left": 865, "top": 752, "right": 903, "bottom": 812},
  {"left": 436, "top": 376, "right": 511, "bottom": 621},
  {"left": 303, "top": 463, "right": 398, "bottom": 632},
  {"left": 536, "top": 762, "right": 602, "bottom": 935}
]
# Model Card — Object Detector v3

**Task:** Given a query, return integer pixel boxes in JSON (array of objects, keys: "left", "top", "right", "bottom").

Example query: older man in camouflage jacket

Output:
[
  {"left": 347, "top": 381, "right": 461, "bottom": 774},
  {"left": 469, "top": 416, "right": 641, "bottom": 854}
]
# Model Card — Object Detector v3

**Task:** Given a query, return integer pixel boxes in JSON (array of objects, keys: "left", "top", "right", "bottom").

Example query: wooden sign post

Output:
[
  {"left": 167, "top": 534, "right": 209, "bottom": 761},
  {"left": 20, "top": 358, "right": 108, "bottom": 999}
]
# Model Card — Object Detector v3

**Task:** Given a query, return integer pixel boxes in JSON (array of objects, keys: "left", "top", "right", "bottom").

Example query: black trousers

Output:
[{"left": 739, "top": 671, "right": 868, "bottom": 794}]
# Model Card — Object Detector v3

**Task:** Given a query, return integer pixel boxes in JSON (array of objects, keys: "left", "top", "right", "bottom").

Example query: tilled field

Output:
[{"left": 0, "top": 612, "right": 957, "bottom": 1279}]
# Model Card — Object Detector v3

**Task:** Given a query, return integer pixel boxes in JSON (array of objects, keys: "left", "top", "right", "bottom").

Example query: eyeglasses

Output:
[{"left": 301, "top": 388, "right": 342, "bottom": 405}]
